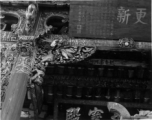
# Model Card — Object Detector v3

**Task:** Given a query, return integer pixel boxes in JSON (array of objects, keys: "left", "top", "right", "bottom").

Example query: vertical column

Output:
[
  {"left": 2, "top": 48, "right": 35, "bottom": 120},
  {"left": 2, "top": 2, "right": 38, "bottom": 120}
]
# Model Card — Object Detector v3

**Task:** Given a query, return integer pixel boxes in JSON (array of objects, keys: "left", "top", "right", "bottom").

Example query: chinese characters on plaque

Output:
[
  {"left": 66, "top": 107, "right": 104, "bottom": 120},
  {"left": 88, "top": 107, "right": 104, "bottom": 120},
  {"left": 117, "top": 7, "right": 147, "bottom": 24},
  {"left": 66, "top": 107, "right": 81, "bottom": 120},
  {"left": 69, "top": 0, "right": 151, "bottom": 41}
]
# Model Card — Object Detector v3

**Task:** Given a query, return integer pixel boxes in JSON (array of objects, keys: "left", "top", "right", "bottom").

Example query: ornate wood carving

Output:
[
  {"left": 35, "top": 34, "right": 96, "bottom": 65},
  {"left": 0, "top": 7, "right": 26, "bottom": 35},
  {"left": 35, "top": 12, "right": 69, "bottom": 37},
  {"left": 29, "top": 58, "right": 45, "bottom": 115},
  {"left": 1, "top": 42, "right": 18, "bottom": 106},
  {"left": 118, "top": 38, "right": 135, "bottom": 48},
  {"left": 1, "top": 2, "right": 151, "bottom": 119},
  {"left": 25, "top": 3, "right": 38, "bottom": 33},
  {"left": 1, "top": 4, "right": 40, "bottom": 120},
  {"left": 0, "top": 7, "right": 26, "bottom": 107}
]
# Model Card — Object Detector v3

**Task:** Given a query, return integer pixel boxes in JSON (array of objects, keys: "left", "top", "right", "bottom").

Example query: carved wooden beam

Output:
[{"left": 36, "top": 35, "right": 151, "bottom": 51}]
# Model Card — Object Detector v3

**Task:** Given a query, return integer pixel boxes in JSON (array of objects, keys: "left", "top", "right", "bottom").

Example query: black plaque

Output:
[{"left": 69, "top": 0, "right": 151, "bottom": 42}]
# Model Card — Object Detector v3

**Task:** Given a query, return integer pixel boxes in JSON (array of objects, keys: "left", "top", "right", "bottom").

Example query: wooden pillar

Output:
[
  {"left": 2, "top": 2, "right": 38, "bottom": 120},
  {"left": 1, "top": 45, "right": 36, "bottom": 120},
  {"left": 2, "top": 73, "right": 29, "bottom": 120},
  {"left": 2, "top": 53, "right": 35, "bottom": 120}
]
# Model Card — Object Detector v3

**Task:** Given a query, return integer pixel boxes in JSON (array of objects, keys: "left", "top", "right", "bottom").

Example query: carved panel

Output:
[
  {"left": 12, "top": 40, "right": 35, "bottom": 75},
  {"left": 35, "top": 34, "right": 96, "bottom": 65}
]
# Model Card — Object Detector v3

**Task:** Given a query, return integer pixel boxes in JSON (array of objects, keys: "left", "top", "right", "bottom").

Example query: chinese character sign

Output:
[
  {"left": 117, "top": 7, "right": 147, "bottom": 25},
  {"left": 117, "top": 6, "right": 131, "bottom": 24},
  {"left": 66, "top": 107, "right": 81, "bottom": 120},
  {"left": 135, "top": 8, "right": 147, "bottom": 24},
  {"left": 88, "top": 107, "right": 104, "bottom": 120}
]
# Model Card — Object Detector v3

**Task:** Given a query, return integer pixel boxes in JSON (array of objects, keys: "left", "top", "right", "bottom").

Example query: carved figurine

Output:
[
  {"left": 25, "top": 3, "right": 37, "bottom": 33},
  {"left": 30, "top": 68, "right": 45, "bottom": 85}
]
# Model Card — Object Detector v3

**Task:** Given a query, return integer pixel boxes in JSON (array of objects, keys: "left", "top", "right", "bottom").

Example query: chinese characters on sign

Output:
[
  {"left": 135, "top": 8, "right": 147, "bottom": 24},
  {"left": 88, "top": 107, "right": 104, "bottom": 120},
  {"left": 117, "top": 7, "right": 131, "bottom": 24},
  {"left": 66, "top": 107, "right": 81, "bottom": 120},
  {"left": 117, "top": 7, "right": 147, "bottom": 24}
]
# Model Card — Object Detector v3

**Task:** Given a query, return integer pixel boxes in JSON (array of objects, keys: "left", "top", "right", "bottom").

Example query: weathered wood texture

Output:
[
  {"left": 2, "top": 73, "right": 28, "bottom": 120},
  {"left": 69, "top": 0, "right": 151, "bottom": 42}
]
